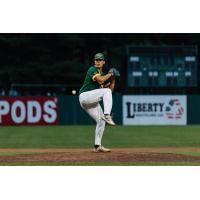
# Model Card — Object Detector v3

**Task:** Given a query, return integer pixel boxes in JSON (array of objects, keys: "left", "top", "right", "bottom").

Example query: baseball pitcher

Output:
[{"left": 79, "top": 53, "right": 120, "bottom": 152}]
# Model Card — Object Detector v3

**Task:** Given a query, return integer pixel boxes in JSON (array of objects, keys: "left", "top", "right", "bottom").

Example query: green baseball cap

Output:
[{"left": 94, "top": 53, "right": 105, "bottom": 60}]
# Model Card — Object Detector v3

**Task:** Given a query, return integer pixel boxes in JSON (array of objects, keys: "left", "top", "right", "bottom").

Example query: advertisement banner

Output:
[
  {"left": 0, "top": 97, "right": 58, "bottom": 126},
  {"left": 123, "top": 95, "right": 187, "bottom": 125}
]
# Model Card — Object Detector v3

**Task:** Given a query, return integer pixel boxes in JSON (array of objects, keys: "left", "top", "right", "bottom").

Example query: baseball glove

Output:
[{"left": 109, "top": 68, "right": 120, "bottom": 77}]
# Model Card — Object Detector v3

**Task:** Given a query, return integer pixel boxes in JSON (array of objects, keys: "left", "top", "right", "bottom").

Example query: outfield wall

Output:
[
  {"left": 187, "top": 95, "right": 200, "bottom": 124},
  {"left": 0, "top": 97, "right": 58, "bottom": 126},
  {"left": 0, "top": 95, "right": 199, "bottom": 125},
  {"left": 123, "top": 95, "right": 187, "bottom": 125},
  {"left": 58, "top": 94, "right": 122, "bottom": 125}
]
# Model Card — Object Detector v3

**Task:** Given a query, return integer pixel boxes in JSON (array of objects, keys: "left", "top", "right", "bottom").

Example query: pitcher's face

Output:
[{"left": 95, "top": 59, "right": 105, "bottom": 69}]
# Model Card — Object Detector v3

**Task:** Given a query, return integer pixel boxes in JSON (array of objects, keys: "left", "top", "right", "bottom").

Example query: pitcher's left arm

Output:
[
  {"left": 103, "top": 76, "right": 115, "bottom": 92},
  {"left": 109, "top": 76, "right": 115, "bottom": 92}
]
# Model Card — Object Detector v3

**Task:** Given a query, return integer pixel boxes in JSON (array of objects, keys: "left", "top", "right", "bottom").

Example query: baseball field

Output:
[{"left": 1, "top": 125, "right": 200, "bottom": 165}]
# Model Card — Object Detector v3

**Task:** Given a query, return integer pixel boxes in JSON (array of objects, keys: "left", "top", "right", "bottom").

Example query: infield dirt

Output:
[{"left": 0, "top": 148, "right": 200, "bottom": 164}]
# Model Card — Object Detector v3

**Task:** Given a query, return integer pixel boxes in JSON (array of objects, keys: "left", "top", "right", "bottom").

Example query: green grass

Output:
[
  {"left": 1, "top": 125, "right": 200, "bottom": 165},
  {"left": 165, "top": 151, "right": 200, "bottom": 157},
  {"left": 0, "top": 125, "right": 200, "bottom": 148},
  {"left": 0, "top": 152, "right": 42, "bottom": 156}
]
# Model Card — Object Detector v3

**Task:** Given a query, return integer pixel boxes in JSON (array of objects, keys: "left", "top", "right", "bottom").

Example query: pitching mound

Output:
[{"left": 0, "top": 148, "right": 200, "bottom": 164}]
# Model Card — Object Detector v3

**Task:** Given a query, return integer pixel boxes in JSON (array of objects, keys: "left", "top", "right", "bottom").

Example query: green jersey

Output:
[{"left": 79, "top": 66, "right": 103, "bottom": 94}]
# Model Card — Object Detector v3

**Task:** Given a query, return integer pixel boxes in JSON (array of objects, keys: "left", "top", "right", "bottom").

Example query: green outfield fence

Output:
[
  {"left": 58, "top": 94, "right": 122, "bottom": 125},
  {"left": 0, "top": 94, "right": 198, "bottom": 125},
  {"left": 58, "top": 95, "right": 200, "bottom": 125},
  {"left": 187, "top": 95, "right": 200, "bottom": 124}
]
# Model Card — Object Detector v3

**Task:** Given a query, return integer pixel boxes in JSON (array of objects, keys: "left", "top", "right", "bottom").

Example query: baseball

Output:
[{"left": 72, "top": 90, "right": 76, "bottom": 95}]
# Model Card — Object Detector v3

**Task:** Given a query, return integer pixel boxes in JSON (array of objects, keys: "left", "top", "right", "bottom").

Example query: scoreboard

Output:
[{"left": 127, "top": 46, "right": 198, "bottom": 87}]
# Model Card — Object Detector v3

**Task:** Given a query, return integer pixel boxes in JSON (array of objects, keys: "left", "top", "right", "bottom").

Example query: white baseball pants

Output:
[{"left": 79, "top": 88, "right": 113, "bottom": 145}]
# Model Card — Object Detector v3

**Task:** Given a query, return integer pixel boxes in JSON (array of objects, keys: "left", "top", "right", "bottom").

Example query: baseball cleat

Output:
[
  {"left": 102, "top": 115, "right": 116, "bottom": 126},
  {"left": 93, "top": 145, "right": 111, "bottom": 153}
]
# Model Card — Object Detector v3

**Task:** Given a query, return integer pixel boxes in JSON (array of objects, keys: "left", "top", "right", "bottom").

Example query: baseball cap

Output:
[{"left": 94, "top": 53, "right": 105, "bottom": 60}]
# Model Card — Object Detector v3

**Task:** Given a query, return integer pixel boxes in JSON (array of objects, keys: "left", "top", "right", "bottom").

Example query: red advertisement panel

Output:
[{"left": 0, "top": 97, "right": 58, "bottom": 126}]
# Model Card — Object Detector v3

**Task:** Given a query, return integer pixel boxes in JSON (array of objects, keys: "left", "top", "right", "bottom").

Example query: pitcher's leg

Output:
[
  {"left": 90, "top": 104, "right": 110, "bottom": 152},
  {"left": 95, "top": 104, "right": 106, "bottom": 146},
  {"left": 80, "top": 102, "right": 107, "bottom": 148},
  {"left": 102, "top": 88, "right": 112, "bottom": 115},
  {"left": 79, "top": 89, "right": 116, "bottom": 126},
  {"left": 79, "top": 88, "right": 113, "bottom": 115}
]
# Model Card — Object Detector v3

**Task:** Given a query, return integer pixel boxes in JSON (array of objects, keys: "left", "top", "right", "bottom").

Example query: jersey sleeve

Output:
[{"left": 87, "top": 67, "right": 101, "bottom": 81}]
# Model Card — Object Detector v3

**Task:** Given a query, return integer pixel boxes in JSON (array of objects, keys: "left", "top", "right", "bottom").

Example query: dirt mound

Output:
[{"left": 0, "top": 148, "right": 200, "bottom": 164}]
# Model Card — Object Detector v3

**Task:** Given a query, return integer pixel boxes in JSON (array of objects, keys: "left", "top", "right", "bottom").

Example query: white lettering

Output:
[
  {"left": 43, "top": 101, "right": 57, "bottom": 123},
  {"left": 27, "top": 101, "right": 42, "bottom": 123},
  {"left": 11, "top": 101, "right": 26, "bottom": 123},
  {"left": 0, "top": 101, "right": 9, "bottom": 123}
]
